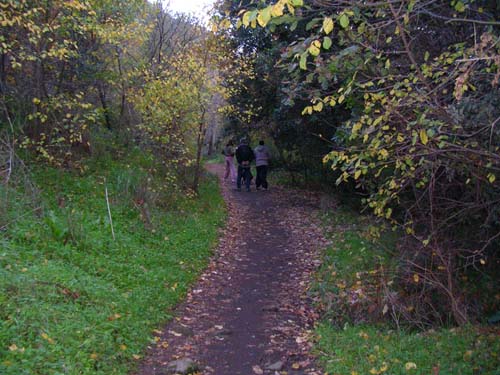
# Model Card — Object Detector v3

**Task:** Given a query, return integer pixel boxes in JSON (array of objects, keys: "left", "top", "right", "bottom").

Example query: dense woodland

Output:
[
  {"left": 0, "top": 0, "right": 499, "bottom": 373},
  {"left": 214, "top": 0, "right": 500, "bottom": 327}
]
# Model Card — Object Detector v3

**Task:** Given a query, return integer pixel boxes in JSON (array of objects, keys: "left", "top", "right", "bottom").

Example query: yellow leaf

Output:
[
  {"left": 8, "top": 344, "right": 18, "bottom": 351},
  {"left": 405, "top": 362, "right": 417, "bottom": 371},
  {"left": 419, "top": 129, "right": 428, "bottom": 145},
  {"left": 257, "top": 7, "right": 272, "bottom": 27},
  {"left": 487, "top": 173, "right": 496, "bottom": 183},
  {"left": 413, "top": 274, "right": 419, "bottom": 283},
  {"left": 313, "top": 101, "right": 323, "bottom": 112},
  {"left": 323, "top": 17, "right": 334, "bottom": 34},
  {"left": 354, "top": 170, "right": 362, "bottom": 180},
  {"left": 108, "top": 313, "right": 121, "bottom": 321},
  {"left": 271, "top": 3, "right": 284, "bottom": 17},
  {"left": 90, "top": 353, "right": 98, "bottom": 359},
  {"left": 292, "top": 363, "right": 301, "bottom": 369},
  {"left": 308, "top": 43, "right": 321, "bottom": 57},
  {"left": 242, "top": 11, "right": 251, "bottom": 27},
  {"left": 359, "top": 331, "right": 369, "bottom": 339}
]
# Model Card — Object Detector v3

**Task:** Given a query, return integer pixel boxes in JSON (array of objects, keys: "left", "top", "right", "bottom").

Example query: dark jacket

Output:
[{"left": 235, "top": 143, "right": 254, "bottom": 166}]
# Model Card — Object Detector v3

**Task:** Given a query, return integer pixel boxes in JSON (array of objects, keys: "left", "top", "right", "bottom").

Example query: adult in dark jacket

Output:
[{"left": 235, "top": 137, "right": 254, "bottom": 191}]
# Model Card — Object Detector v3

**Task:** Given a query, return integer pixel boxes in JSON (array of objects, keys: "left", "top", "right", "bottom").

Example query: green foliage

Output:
[{"left": 0, "top": 156, "right": 225, "bottom": 374}]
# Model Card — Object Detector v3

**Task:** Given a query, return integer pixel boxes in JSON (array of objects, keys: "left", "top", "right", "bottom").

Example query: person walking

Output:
[
  {"left": 235, "top": 137, "right": 254, "bottom": 192},
  {"left": 222, "top": 141, "right": 236, "bottom": 183},
  {"left": 254, "top": 140, "right": 271, "bottom": 190}
]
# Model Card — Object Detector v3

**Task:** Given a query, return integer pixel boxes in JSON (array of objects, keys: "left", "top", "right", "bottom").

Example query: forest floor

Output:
[{"left": 137, "top": 164, "right": 331, "bottom": 375}]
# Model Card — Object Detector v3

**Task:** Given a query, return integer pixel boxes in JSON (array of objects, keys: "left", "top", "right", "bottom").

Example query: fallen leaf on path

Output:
[{"left": 252, "top": 365, "right": 264, "bottom": 374}]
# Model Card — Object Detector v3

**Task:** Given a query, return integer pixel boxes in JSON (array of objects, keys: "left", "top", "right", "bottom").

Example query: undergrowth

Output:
[
  {"left": 0, "top": 151, "right": 225, "bottom": 374},
  {"left": 313, "top": 209, "right": 500, "bottom": 375}
]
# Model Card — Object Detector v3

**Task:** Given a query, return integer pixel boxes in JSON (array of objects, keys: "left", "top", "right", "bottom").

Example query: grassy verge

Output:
[
  {"left": 0, "top": 154, "right": 225, "bottom": 374},
  {"left": 314, "top": 209, "right": 500, "bottom": 375}
]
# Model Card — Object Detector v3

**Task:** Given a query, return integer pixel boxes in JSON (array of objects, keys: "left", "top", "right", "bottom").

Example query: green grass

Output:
[
  {"left": 0, "top": 156, "right": 226, "bottom": 374},
  {"left": 204, "top": 153, "right": 224, "bottom": 164},
  {"left": 316, "top": 324, "right": 500, "bottom": 375},
  {"left": 314, "top": 209, "right": 500, "bottom": 375},
  {"left": 312, "top": 209, "right": 395, "bottom": 326}
]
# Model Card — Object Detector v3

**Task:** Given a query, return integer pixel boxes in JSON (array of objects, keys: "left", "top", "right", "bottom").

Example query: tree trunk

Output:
[
  {"left": 192, "top": 109, "right": 207, "bottom": 193},
  {"left": 98, "top": 84, "right": 112, "bottom": 130}
]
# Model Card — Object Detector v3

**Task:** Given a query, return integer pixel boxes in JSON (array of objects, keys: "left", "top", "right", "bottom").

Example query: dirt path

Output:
[{"left": 137, "top": 164, "right": 330, "bottom": 375}]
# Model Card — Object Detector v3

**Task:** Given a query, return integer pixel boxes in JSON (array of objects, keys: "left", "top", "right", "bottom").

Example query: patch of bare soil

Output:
[{"left": 136, "top": 164, "right": 331, "bottom": 375}]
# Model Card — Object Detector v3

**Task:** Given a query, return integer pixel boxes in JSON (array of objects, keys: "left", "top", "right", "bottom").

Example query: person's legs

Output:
[
  {"left": 256, "top": 166, "right": 262, "bottom": 188},
  {"left": 244, "top": 167, "right": 251, "bottom": 191},
  {"left": 236, "top": 166, "right": 243, "bottom": 190},
  {"left": 261, "top": 165, "right": 268, "bottom": 189},
  {"left": 224, "top": 157, "right": 230, "bottom": 179},
  {"left": 229, "top": 158, "right": 236, "bottom": 182}
]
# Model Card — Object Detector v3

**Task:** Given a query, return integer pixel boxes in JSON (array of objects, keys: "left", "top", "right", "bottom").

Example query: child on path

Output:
[
  {"left": 254, "top": 140, "right": 270, "bottom": 190},
  {"left": 222, "top": 141, "right": 236, "bottom": 183},
  {"left": 235, "top": 137, "right": 254, "bottom": 192}
]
